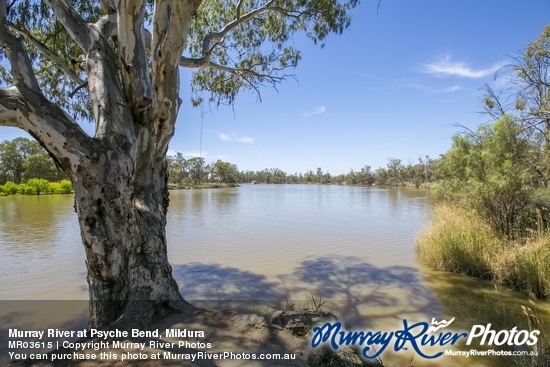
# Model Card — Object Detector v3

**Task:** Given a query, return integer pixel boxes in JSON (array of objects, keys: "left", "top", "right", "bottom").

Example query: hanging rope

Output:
[{"left": 199, "top": 101, "right": 204, "bottom": 159}]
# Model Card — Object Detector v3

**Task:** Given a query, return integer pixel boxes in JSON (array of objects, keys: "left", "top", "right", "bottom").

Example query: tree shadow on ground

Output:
[{"left": 172, "top": 263, "right": 283, "bottom": 312}]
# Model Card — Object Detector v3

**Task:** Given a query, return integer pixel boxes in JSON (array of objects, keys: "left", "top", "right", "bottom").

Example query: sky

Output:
[{"left": 1, "top": 0, "right": 549, "bottom": 175}]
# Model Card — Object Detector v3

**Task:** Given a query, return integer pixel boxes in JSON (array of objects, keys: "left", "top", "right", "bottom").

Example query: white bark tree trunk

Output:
[
  {"left": 73, "top": 144, "right": 185, "bottom": 327},
  {"left": 1, "top": 0, "right": 354, "bottom": 327},
  {"left": 0, "top": 0, "right": 201, "bottom": 328}
]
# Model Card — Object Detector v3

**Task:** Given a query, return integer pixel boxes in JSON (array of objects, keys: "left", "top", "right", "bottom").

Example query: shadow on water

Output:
[
  {"left": 172, "top": 255, "right": 441, "bottom": 329},
  {"left": 282, "top": 256, "right": 441, "bottom": 328}
]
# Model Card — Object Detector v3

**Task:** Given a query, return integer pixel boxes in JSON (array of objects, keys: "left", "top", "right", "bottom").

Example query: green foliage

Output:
[
  {"left": 0, "top": 181, "right": 18, "bottom": 195},
  {"left": 3, "top": 1, "right": 359, "bottom": 112},
  {"left": 0, "top": 179, "right": 72, "bottom": 196},
  {"left": 187, "top": 0, "right": 359, "bottom": 105},
  {"left": 211, "top": 159, "right": 239, "bottom": 184},
  {"left": 1, "top": 1, "right": 100, "bottom": 120},
  {"left": 0, "top": 138, "right": 66, "bottom": 184},
  {"left": 167, "top": 154, "right": 211, "bottom": 187},
  {"left": 236, "top": 157, "right": 439, "bottom": 186},
  {"left": 436, "top": 116, "right": 541, "bottom": 238},
  {"left": 48, "top": 180, "right": 73, "bottom": 194},
  {"left": 27, "top": 178, "right": 49, "bottom": 195},
  {"left": 483, "top": 24, "right": 550, "bottom": 186}
]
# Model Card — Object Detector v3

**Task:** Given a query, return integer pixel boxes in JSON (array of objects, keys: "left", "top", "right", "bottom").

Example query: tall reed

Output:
[{"left": 417, "top": 204, "right": 549, "bottom": 299}]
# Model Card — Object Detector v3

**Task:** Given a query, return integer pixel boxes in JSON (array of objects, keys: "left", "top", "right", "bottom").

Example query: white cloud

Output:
[
  {"left": 400, "top": 82, "right": 462, "bottom": 94},
  {"left": 422, "top": 55, "right": 506, "bottom": 78},
  {"left": 444, "top": 85, "right": 462, "bottom": 92},
  {"left": 302, "top": 105, "right": 326, "bottom": 118},
  {"left": 218, "top": 132, "right": 256, "bottom": 144}
]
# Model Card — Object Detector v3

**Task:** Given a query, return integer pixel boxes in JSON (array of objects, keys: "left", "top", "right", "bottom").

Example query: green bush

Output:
[
  {"left": 16, "top": 183, "right": 37, "bottom": 195},
  {"left": 437, "top": 116, "right": 538, "bottom": 239},
  {"left": 48, "top": 180, "right": 72, "bottom": 194},
  {"left": 27, "top": 178, "right": 50, "bottom": 195},
  {"left": 0, "top": 179, "right": 72, "bottom": 196},
  {"left": 59, "top": 180, "right": 72, "bottom": 194},
  {"left": 1, "top": 181, "right": 19, "bottom": 195}
]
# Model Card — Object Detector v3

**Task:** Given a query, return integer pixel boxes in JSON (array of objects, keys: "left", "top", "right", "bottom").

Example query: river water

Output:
[{"left": 0, "top": 184, "right": 548, "bottom": 366}]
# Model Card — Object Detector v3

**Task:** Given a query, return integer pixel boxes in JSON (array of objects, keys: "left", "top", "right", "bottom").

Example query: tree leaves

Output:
[
  {"left": 2, "top": 0, "right": 358, "bottom": 118},
  {"left": 185, "top": 0, "right": 358, "bottom": 105}
]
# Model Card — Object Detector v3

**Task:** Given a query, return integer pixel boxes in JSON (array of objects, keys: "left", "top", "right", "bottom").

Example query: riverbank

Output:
[
  {"left": 168, "top": 183, "right": 239, "bottom": 190},
  {"left": 417, "top": 204, "right": 550, "bottom": 300},
  {"left": 5, "top": 305, "right": 373, "bottom": 367}
]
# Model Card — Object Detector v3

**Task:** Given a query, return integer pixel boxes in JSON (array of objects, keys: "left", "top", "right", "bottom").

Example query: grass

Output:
[
  {"left": 516, "top": 302, "right": 550, "bottom": 367},
  {"left": 417, "top": 203, "right": 550, "bottom": 299},
  {"left": 262, "top": 294, "right": 328, "bottom": 314}
]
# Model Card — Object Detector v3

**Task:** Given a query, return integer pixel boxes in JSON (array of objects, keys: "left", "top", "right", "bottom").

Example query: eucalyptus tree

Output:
[
  {"left": 0, "top": 0, "right": 358, "bottom": 327},
  {"left": 211, "top": 159, "right": 239, "bottom": 184}
]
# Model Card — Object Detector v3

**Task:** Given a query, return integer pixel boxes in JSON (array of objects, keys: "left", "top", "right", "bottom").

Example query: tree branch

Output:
[
  {"left": 0, "top": 86, "right": 98, "bottom": 175},
  {"left": 0, "top": 0, "right": 98, "bottom": 172},
  {"left": 200, "top": 1, "right": 304, "bottom": 59},
  {"left": 9, "top": 23, "right": 86, "bottom": 86},
  {"left": 178, "top": 0, "right": 305, "bottom": 102},
  {"left": 115, "top": 0, "right": 152, "bottom": 118},
  {"left": 44, "top": 0, "right": 96, "bottom": 52},
  {"left": 150, "top": 0, "right": 202, "bottom": 149},
  {"left": 0, "top": 0, "right": 41, "bottom": 92},
  {"left": 44, "top": 0, "right": 135, "bottom": 144}
]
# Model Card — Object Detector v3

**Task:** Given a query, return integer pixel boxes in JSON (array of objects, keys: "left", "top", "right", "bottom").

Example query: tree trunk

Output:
[{"left": 73, "top": 144, "right": 185, "bottom": 328}]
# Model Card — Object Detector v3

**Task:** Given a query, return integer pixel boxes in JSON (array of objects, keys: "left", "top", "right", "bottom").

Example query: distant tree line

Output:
[
  {"left": 167, "top": 151, "right": 440, "bottom": 188},
  {"left": 3, "top": 136, "right": 440, "bottom": 190},
  {"left": 167, "top": 153, "right": 240, "bottom": 187},
  {"left": 237, "top": 156, "right": 439, "bottom": 186}
]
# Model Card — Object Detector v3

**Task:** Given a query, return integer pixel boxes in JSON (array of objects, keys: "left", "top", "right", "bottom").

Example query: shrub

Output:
[
  {"left": 27, "top": 178, "right": 50, "bottom": 195},
  {"left": 2, "top": 181, "right": 19, "bottom": 195},
  {"left": 47, "top": 180, "right": 72, "bottom": 194},
  {"left": 16, "top": 183, "right": 37, "bottom": 195},
  {"left": 437, "top": 116, "right": 538, "bottom": 239}
]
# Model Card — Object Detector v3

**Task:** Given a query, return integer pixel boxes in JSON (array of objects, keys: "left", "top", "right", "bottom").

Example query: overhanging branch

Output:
[
  {"left": 0, "top": 86, "right": 98, "bottom": 174},
  {"left": 9, "top": 23, "right": 86, "bottom": 86},
  {"left": 0, "top": 0, "right": 41, "bottom": 92},
  {"left": 199, "top": 1, "right": 305, "bottom": 60}
]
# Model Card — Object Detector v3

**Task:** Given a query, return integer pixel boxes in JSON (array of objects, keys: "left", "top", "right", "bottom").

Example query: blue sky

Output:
[{"left": 1, "top": 1, "right": 549, "bottom": 174}]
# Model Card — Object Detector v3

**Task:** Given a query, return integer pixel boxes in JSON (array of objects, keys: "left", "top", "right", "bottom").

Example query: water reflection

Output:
[
  {"left": 423, "top": 269, "right": 550, "bottom": 367},
  {"left": 0, "top": 196, "right": 72, "bottom": 256},
  {"left": 424, "top": 269, "right": 550, "bottom": 332},
  {"left": 172, "top": 258, "right": 549, "bottom": 367},
  {"left": 0, "top": 195, "right": 86, "bottom": 299}
]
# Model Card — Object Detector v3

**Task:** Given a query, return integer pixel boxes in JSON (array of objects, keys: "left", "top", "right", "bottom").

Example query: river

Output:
[{"left": 0, "top": 184, "right": 548, "bottom": 366}]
